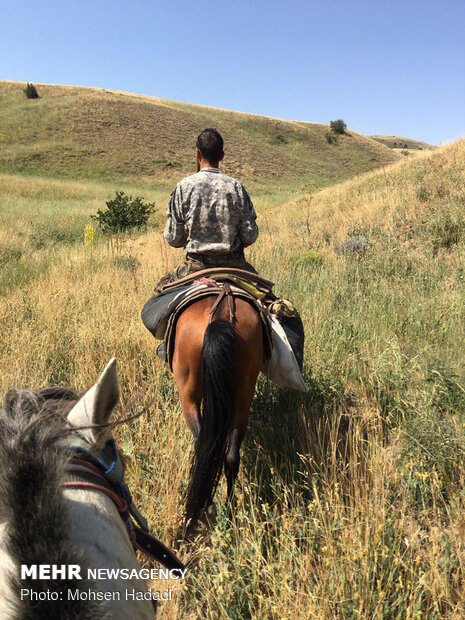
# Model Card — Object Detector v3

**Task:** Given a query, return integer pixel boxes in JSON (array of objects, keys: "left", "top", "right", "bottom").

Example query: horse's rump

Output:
[{"left": 165, "top": 285, "right": 272, "bottom": 370}]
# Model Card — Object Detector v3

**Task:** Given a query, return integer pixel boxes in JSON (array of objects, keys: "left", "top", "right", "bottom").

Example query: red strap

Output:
[
  {"left": 63, "top": 480, "right": 128, "bottom": 513},
  {"left": 70, "top": 457, "right": 105, "bottom": 476}
]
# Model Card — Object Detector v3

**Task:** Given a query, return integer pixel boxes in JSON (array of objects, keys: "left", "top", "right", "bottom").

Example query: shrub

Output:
[
  {"left": 426, "top": 207, "right": 464, "bottom": 252},
  {"left": 289, "top": 249, "right": 324, "bottom": 268},
  {"left": 91, "top": 191, "right": 155, "bottom": 234},
  {"left": 274, "top": 133, "right": 288, "bottom": 145},
  {"left": 416, "top": 186, "right": 430, "bottom": 202},
  {"left": 24, "top": 83, "right": 39, "bottom": 99},
  {"left": 325, "top": 131, "right": 337, "bottom": 145},
  {"left": 330, "top": 119, "right": 347, "bottom": 134},
  {"left": 334, "top": 235, "right": 368, "bottom": 259}
]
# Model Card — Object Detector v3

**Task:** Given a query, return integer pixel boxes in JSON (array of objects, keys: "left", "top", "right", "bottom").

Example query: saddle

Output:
[
  {"left": 159, "top": 267, "right": 275, "bottom": 298},
  {"left": 141, "top": 268, "right": 274, "bottom": 342},
  {"left": 141, "top": 268, "right": 308, "bottom": 393},
  {"left": 162, "top": 277, "right": 273, "bottom": 370}
]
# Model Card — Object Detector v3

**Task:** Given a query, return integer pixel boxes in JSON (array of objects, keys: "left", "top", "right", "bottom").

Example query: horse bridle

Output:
[{"left": 63, "top": 437, "right": 184, "bottom": 572}]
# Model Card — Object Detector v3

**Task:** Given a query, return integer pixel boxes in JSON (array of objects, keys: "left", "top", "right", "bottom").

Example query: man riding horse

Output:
[
  {"left": 155, "top": 128, "right": 259, "bottom": 291},
  {"left": 143, "top": 129, "right": 306, "bottom": 534}
]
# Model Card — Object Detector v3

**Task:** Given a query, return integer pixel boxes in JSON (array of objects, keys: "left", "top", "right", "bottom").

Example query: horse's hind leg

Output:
[
  {"left": 224, "top": 378, "right": 257, "bottom": 519},
  {"left": 225, "top": 426, "right": 246, "bottom": 517},
  {"left": 173, "top": 332, "right": 202, "bottom": 441},
  {"left": 178, "top": 390, "right": 201, "bottom": 443}
]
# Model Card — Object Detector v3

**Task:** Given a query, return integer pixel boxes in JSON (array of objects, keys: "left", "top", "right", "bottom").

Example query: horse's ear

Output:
[{"left": 67, "top": 359, "right": 119, "bottom": 437}]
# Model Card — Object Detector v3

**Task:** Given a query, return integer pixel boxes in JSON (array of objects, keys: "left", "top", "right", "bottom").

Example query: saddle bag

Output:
[{"left": 141, "top": 284, "right": 196, "bottom": 340}]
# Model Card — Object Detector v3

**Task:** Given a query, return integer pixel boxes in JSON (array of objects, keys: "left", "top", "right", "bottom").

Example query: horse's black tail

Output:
[{"left": 185, "top": 319, "right": 236, "bottom": 535}]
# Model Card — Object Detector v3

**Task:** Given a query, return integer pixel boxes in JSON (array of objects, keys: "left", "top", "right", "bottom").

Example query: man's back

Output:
[{"left": 164, "top": 167, "right": 258, "bottom": 255}]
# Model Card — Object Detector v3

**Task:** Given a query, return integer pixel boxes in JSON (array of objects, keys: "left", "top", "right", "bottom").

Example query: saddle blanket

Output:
[
  {"left": 141, "top": 283, "right": 308, "bottom": 393},
  {"left": 141, "top": 284, "right": 204, "bottom": 340}
]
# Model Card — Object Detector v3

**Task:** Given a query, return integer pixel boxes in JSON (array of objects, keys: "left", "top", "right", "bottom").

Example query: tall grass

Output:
[
  {"left": 0, "top": 140, "right": 464, "bottom": 618},
  {"left": 0, "top": 174, "right": 167, "bottom": 294}
]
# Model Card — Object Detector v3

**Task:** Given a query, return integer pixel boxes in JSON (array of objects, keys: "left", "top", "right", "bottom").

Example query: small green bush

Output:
[
  {"left": 325, "top": 131, "right": 337, "bottom": 145},
  {"left": 416, "top": 186, "right": 430, "bottom": 202},
  {"left": 421, "top": 203, "right": 465, "bottom": 251},
  {"left": 330, "top": 119, "right": 347, "bottom": 134},
  {"left": 289, "top": 249, "right": 324, "bottom": 268},
  {"left": 92, "top": 191, "right": 155, "bottom": 234},
  {"left": 24, "top": 83, "right": 39, "bottom": 99},
  {"left": 274, "top": 133, "right": 288, "bottom": 145}
]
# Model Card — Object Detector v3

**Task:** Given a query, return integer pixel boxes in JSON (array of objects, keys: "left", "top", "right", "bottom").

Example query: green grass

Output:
[
  {"left": 0, "top": 171, "right": 307, "bottom": 296},
  {"left": 0, "top": 173, "right": 168, "bottom": 294}
]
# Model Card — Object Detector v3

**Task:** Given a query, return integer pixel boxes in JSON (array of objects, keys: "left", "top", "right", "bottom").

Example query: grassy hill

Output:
[
  {"left": 369, "top": 134, "right": 437, "bottom": 151},
  {"left": 0, "top": 79, "right": 400, "bottom": 294},
  {"left": 0, "top": 81, "right": 399, "bottom": 191},
  {"left": 0, "top": 130, "right": 464, "bottom": 617}
]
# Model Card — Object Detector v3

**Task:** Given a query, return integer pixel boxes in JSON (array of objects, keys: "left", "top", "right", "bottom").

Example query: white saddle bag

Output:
[{"left": 263, "top": 314, "right": 308, "bottom": 393}]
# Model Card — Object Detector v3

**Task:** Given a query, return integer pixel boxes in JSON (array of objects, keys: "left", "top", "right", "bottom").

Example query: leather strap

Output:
[
  {"left": 132, "top": 527, "right": 184, "bottom": 571},
  {"left": 227, "top": 287, "right": 236, "bottom": 323},
  {"left": 164, "top": 286, "right": 273, "bottom": 369},
  {"left": 209, "top": 284, "right": 236, "bottom": 324},
  {"left": 160, "top": 267, "right": 275, "bottom": 292}
]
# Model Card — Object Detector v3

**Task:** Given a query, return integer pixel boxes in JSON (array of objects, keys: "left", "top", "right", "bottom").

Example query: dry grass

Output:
[
  {"left": 0, "top": 140, "right": 464, "bottom": 618},
  {"left": 266, "top": 141, "right": 464, "bottom": 245},
  {"left": 0, "top": 80, "right": 399, "bottom": 189}
]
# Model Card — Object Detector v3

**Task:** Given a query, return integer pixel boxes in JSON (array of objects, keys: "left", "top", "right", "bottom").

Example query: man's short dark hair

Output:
[{"left": 196, "top": 128, "right": 224, "bottom": 164}]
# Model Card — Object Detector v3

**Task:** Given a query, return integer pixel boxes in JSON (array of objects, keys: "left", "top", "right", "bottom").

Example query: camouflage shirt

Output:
[{"left": 163, "top": 167, "right": 259, "bottom": 255}]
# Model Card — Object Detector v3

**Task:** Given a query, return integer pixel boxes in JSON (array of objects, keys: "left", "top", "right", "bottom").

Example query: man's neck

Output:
[{"left": 199, "top": 160, "right": 219, "bottom": 170}]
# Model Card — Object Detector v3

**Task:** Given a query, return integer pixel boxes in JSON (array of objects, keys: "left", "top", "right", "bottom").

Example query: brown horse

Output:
[{"left": 172, "top": 295, "right": 265, "bottom": 534}]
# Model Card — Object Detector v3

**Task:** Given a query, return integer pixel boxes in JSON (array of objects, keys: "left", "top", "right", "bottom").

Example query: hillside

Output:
[
  {"left": 369, "top": 134, "right": 436, "bottom": 151},
  {"left": 0, "top": 81, "right": 399, "bottom": 190},
  {"left": 0, "top": 137, "right": 464, "bottom": 617}
]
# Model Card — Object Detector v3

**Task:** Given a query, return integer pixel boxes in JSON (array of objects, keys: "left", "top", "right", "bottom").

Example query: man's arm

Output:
[
  {"left": 238, "top": 185, "right": 259, "bottom": 247},
  {"left": 164, "top": 185, "right": 188, "bottom": 248}
]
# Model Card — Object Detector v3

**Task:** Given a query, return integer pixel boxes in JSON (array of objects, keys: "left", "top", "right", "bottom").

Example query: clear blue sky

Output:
[{"left": 2, "top": 0, "right": 464, "bottom": 145}]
